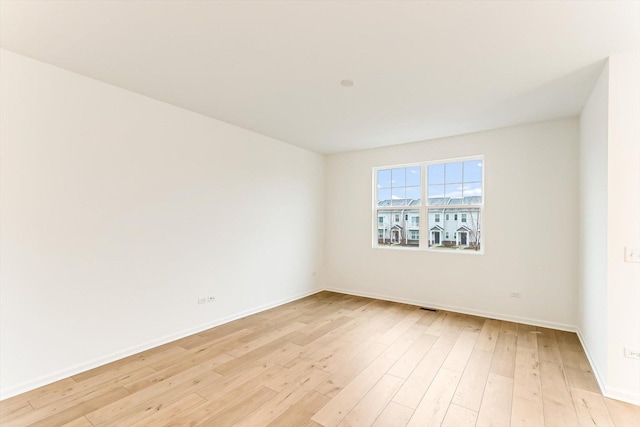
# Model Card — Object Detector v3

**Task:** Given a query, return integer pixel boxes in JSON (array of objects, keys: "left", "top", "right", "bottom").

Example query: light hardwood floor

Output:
[{"left": 1, "top": 291, "right": 639, "bottom": 426}]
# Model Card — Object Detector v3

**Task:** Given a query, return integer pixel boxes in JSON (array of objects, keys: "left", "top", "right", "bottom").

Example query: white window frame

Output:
[{"left": 372, "top": 155, "right": 484, "bottom": 254}]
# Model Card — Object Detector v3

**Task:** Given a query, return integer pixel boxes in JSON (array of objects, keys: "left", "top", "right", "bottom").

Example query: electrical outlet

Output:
[
  {"left": 207, "top": 296, "right": 216, "bottom": 302},
  {"left": 624, "top": 347, "right": 640, "bottom": 360},
  {"left": 624, "top": 247, "right": 640, "bottom": 263},
  {"left": 510, "top": 292, "right": 522, "bottom": 298},
  {"left": 197, "top": 297, "right": 207, "bottom": 304}
]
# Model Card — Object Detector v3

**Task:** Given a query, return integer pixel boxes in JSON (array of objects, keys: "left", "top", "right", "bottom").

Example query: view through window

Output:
[{"left": 374, "top": 157, "right": 483, "bottom": 252}]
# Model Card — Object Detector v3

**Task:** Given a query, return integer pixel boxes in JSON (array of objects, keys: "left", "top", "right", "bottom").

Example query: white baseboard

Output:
[
  {"left": 575, "top": 329, "right": 607, "bottom": 395},
  {"left": 324, "top": 286, "right": 577, "bottom": 332},
  {"left": 604, "top": 386, "right": 640, "bottom": 406},
  {"left": 0, "top": 288, "right": 322, "bottom": 401},
  {"left": 576, "top": 330, "right": 640, "bottom": 406}
]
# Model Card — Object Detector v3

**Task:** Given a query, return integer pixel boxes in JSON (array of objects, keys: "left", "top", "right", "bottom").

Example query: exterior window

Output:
[
  {"left": 374, "top": 157, "right": 483, "bottom": 253},
  {"left": 427, "top": 158, "right": 483, "bottom": 251}
]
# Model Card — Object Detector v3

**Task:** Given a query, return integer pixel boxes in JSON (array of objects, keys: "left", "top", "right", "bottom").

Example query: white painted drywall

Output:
[
  {"left": 0, "top": 50, "right": 325, "bottom": 398},
  {"left": 325, "top": 119, "right": 579, "bottom": 330},
  {"left": 606, "top": 51, "right": 640, "bottom": 404},
  {"left": 578, "top": 61, "right": 609, "bottom": 387},
  {"left": 578, "top": 52, "right": 640, "bottom": 405}
]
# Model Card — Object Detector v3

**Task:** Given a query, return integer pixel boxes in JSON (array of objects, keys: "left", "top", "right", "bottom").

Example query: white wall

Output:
[
  {"left": 578, "top": 52, "right": 640, "bottom": 405},
  {"left": 0, "top": 50, "right": 325, "bottom": 398},
  {"left": 578, "top": 61, "right": 609, "bottom": 386},
  {"left": 325, "top": 119, "right": 579, "bottom": 330},
  {"left": 606, "top": 52, "right": 640, "bottom": 404}
]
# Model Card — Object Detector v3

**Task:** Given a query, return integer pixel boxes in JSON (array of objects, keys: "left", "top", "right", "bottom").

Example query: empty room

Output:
[{"left": 1, "top": 1, "right": 639, "bottom": 426}]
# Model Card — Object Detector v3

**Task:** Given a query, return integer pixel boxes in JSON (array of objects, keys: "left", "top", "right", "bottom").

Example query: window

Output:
[{"left": 373, "top": 157, "right": 483, "bottom": 252}]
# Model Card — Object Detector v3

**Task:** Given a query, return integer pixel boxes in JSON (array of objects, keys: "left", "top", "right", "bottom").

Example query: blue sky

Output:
[{"left": 377, "top": 160, "right": 483, "bottom": 203}]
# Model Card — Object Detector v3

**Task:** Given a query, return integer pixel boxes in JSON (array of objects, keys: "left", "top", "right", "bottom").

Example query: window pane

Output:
[
  {"left": 377, "top": 188, "right": 391, "bottom": 206},
  {"left": 462, "top": 182, "right": 482, "bottom": 203},
  {"left": 377, "top": 169, "right": 391, "bottom": 188},
  {"left": 427, "top": 184, "right": 445, "bottom": 205},
  {"left": 391, "top": 168, "right": 406, "bottom": 187},
  {"left": 391, "top": 187, "right": 406, "bottom": 206},
  {"left": 445, "top": 162, "right": 463, "bottom": 183},
  {"left": 464, "top": 160, "right": 482, "bottom": 182},
  {"left": 428, "top": 164, "right": 444, "bottom": 185},
  {"left": 406, "top": 186, "right": 421, "bottom": 203},
  {"left": 406, "top": 166, "right": 421, "bottom": 186},
  {"left": 376, "top": 209, "right": 419, "bottom": 247},
  {"left": 445, "top": 184, "right": 463, "bottom": 200},
  {"left": 428, "top": 208, "right": 481, "bottom": 251}
]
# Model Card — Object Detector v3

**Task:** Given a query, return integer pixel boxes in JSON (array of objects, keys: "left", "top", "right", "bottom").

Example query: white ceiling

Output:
[{"left": 1, "top": 1, "right": 639, "bottom": 154}]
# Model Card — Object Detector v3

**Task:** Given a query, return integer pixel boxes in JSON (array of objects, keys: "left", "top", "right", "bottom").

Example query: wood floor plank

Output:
[
  {"left": 312, "top": 338, "right": 413, "bottom": 427},
  {"left": 392, "top": 322, "right": 462, "bottom": 409},
  {"left": 441, "top": 330, "right": 481, "bottom": 373},
  {"left": 490, "top": 321, "right": 518, "bottom": 378},
  {"left": 475, "top": 319, "right": 501, "bottom": 353},
  {"left": 441, "top": 403, "right": 478, "bottom": 427},
  {"left": 604, "top": 397, "right": 640, "bottom": 427},
  {"left": 165, "top": 365, "right": 283, "bottom": 426},
  {"left": 267, "top": 391, "right": 330, "bottom": 427},
  {"left": 197, "top": 386, "right": 277, "bottom": 426},
  {"left": 128, "top": 392, "right": 205, "bottom": 427},
  {"left": 337, "top": 374, "right": 403, "bottom": 427},
  {"left": 85, "top": 361, "right": 223, "bottom": 426},
  {"left": 236, "top": 368, "right": 329, "bottom": 427},
  {"left": 387, "top": 333, "right": 438, "bottom": 379},
  {"left": 570, "top": 388, "right": 614, "bottom": 427},
  {"left": 30, "top": 365, "right": 157, "bottom": 409},
  {"left": 71, "top": 344, "right": 184, "bottom": 383},
  {"left": 61, "top": 415, "right": 97, "bottom": 426},
  {"left": 452, "top": 349, "right": 493, "bottom": 411},
  {"left": 405, "top": 368, "right": 462, "bottom": 427},
  {"left": 314, "top": 341, "right": 387, "bottom": 398},
  {"left": 0, "top": 377, "right": 75, "bottom": 413},
  {"left": 536, "top": 328, "right": 563, "bottom": 363},
  {"left": 0, "top": 398, "right": 33, "bottom": 420},
  {"left": 512, "top": 334, "right": 542, "bottom": 403},
  {"left": 477, "top": 373, "right": 514, "bottom": 427},
  {"left": 371, "top": 401, "right": 414, "bottom": 427},
  {"left": 376, "top": 309, "right": 424, "bottom": 345},
  {"left": 511, "top": 395, "right": 545, "bottom": 427},
  {"left": 2, "top": 381, "right": 131, "bottom": 426},
  {"left": 539, "top": 360, "right": 580, "bottom": 427},
  {"left": 27, "top": 387, "right": 131, "bottom": 427}
]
